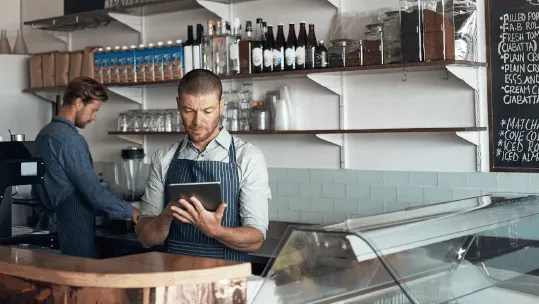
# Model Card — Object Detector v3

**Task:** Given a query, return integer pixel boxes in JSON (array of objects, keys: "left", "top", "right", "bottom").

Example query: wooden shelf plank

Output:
[
  {"left": 23, "top": 60, "right": 487, "bottom": 94},
  {"left": 109, "top": 127, "right": 487, "bottom": 136}
]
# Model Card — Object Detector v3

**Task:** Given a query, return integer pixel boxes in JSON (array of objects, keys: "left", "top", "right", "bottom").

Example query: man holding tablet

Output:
[{"left": 136, "top": 69, "right": 271, "bottom": 262}]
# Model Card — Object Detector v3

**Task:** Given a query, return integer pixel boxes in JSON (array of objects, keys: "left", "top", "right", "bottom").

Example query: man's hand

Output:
[
  {"left": 130, "top": 208, "right": 139, "bottom": 224},
  {"left": 170, "top": 196, "right": 227, "bottom": 238}
]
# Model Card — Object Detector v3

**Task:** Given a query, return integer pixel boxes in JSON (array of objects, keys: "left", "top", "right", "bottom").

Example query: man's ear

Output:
[
  {"left": 73, "top": 98, "right": 85, "bottom": 110},
  {"left": 176, "top": 96, "right": 181, "bottom": 109}
]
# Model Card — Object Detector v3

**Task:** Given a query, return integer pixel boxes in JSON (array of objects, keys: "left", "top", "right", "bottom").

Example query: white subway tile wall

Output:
[
  {"left": 94, "top": 163, "right": 539, "bottom": 226},
  {"left": 265, "top": 169, "right": 539, "bottom": 225}
]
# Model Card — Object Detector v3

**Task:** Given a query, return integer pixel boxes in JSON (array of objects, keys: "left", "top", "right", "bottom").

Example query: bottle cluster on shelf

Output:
[{"left": 28, "top": 1, "right": 476, "bottom": 89}]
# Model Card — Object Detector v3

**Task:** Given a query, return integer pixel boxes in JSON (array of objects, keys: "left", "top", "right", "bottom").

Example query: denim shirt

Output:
[{"left": 33, "top": 116, "right": 134, "bottom": 219}]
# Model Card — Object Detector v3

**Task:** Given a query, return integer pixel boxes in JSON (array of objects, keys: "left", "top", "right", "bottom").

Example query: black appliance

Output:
[
  {"left": 64, "top": 0, "right": 105, "bottom": 15},
  {"left": 0, "top": 141, "right": 46, "bottom": 239}
]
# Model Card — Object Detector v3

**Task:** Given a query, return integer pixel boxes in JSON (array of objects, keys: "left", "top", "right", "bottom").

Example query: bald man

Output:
[{"left": 136, "top": 69, "right": 271, "bottom": 262}]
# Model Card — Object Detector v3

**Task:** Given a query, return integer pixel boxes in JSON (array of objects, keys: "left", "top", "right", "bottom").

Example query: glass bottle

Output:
[
  {"left": 203, "top": 20, "right": 215, "bottom": 72},
  {"left": 239, "top": 21, "right": 254, "bottom": 74},
  {"left": 315, "top": 40, "right": 328, "bottom": 68},
  {"left": 305, "top": 24, "right": 318, "bottom": 69},
  {"left": 285, "top": 23, "right": 297, "bottom": 71},
  {"left": 263, "top": 25, "right": 275, "bottom": 72},
  {"left": 252, "top": 18, "right": 265, "bottom": 73},
  {"left": 274, "top": 24, "right": 286, "bottom": 72},
  {"left": 296, "top": 22, "right": 307, "bottom": 70}
]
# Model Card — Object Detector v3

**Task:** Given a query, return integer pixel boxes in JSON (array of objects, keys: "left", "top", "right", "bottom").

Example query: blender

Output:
[{"left": 116, "top": 146, "right": 145, "bottom": 202}]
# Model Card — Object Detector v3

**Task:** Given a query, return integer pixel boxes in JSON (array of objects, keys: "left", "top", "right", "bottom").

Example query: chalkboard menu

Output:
[{"left": 489, "top": 0, "right": 539, "bottom": 171}]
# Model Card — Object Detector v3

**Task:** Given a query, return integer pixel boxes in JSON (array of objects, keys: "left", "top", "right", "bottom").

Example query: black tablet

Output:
[{"left": 168, "top": 182, "right": 222, "bottom": 212}]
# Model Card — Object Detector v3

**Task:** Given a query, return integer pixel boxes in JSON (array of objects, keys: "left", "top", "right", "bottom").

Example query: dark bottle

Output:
[
  {"left": 273, "top": 23, "right": 286, "bottom": 71},
  {"left": 296, "top": 21, "right": 307, "bottom": 70},
  {"left": 305, "top": 24, "right": 318, "bottom": 69},
  {"left": 285, "top": 22, "right": 297, "bottom": 71},
  {"left": 193, "top": 23, "right": 204, "bottom": 70},
  {"left": 184, "top": 25, "right": 195, "bottom": 74},
  {"left": 262, "top": 21, "right": 268, "bottom": 38},
  {"left": 239, "top": 21, "right": 254, "bottom": 74},
  {"left": 264, "top": 25, "right": 275, "bottom": 72},
  {"left": 252, "top": 18, "right": 265, "bottom": 73},
  {"left": 315, "top": 40, "right": 328, "bottom": 68}
]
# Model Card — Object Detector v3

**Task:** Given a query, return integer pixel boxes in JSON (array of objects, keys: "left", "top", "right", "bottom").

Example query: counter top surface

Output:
[
  {"left": 94, "top": 227, "right": 280, "bottom": 258},
  {"left": 0, "top": 245, "right": 251, "bottom": 288}
]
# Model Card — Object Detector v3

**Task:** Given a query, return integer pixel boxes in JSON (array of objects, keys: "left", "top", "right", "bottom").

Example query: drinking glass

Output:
[
  {"left": 165, "top": 110, "right": 174, "bottom": 132},
  {"left": 118, "top": 113, "right": 128, "bottom": 132}
]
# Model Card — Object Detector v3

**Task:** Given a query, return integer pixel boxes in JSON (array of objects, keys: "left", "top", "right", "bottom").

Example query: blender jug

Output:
[{"left": 116, "top": 146, "right": 145, "bottom": 201}]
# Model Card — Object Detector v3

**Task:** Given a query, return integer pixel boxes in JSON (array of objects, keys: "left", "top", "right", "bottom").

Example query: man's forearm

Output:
[
  {"left": 211, "top": 226, "right": 264, "bottom": 252},
  {"left": 136, "top": 213, "right": 173, "bottom": 248}
]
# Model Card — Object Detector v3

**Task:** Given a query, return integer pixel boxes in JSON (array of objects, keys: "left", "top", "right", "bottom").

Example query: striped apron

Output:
[{"left": 164, "top": 140, "right": 249, "bottom": 262}]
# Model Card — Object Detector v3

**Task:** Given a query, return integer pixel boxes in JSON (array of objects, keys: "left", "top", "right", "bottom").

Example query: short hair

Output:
[
  {"left": 63, "top": 76, "right": 108, "bottom": 105},
  {"left": 177, "top": 69, "right": 222, "bottom": 101}
]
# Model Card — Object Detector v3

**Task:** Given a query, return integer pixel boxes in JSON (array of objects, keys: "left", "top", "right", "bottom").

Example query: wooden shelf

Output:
[
  {"left": 109, "top": 127, "right": 487, "bottom": 136},
  {"left": 23, "top": 60, "right": 486, "bottom": 95},
  {"left": 23, "top": 0, "right": 253, "bottom": 32}
]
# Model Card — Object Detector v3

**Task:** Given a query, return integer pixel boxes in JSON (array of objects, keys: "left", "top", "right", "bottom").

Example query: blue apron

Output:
[{"left": 164, "top": 139, "right": 249, "bottom": 262}]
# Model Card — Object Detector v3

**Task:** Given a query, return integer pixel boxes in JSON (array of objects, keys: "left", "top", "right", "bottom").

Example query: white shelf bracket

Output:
[
  {"left": 446, "top": 65, "right": 482, "bottom": 90},
  {"left": 316, "top": 134, "right": 343, "bottom": 147},
  {"left": 326, "top": 0, "right": 341, "bottom": 10},
  {"left": 196, "top": 0, "right": 230, "bottom": 21},
  {"left": 456, "top": 131, "right": 480, "bottom": 146},
  {"left": 108, "top": 13, "right": 143, "bottom": 33},
  {"left": 42, "top": 30, "right": 68, "bottom": 43},
  {"left": 117, "top": 134, "right": 144, "bottom": 145},
  {"left": 107, "top": 87, "right": 143, "bottom": 104},
  {"left": 307, "top": 73, "right": 343, "bottom": 96}
]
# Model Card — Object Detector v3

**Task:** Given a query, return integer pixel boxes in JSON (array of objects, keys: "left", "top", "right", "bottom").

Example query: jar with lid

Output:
[
  {"left": 383, "top": 11, "right": 402, "bottom": 64},
  {"left": 328, "top": 39, "right": 362, "bottom": 68},
  {"left": 250, "top": 102, "right": 271, "bottom": 131},
  {"left": 400, "top": 0, "right": 423, "bottom": 62},
  {"left": 364, "top": 23, "right": 384, "bottom": 66}
]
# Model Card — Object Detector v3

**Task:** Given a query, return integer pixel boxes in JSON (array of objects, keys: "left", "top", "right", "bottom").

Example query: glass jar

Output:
[
  {"left": 118, "top": 113, "right": 128, "bottom": 132},
  {"left": 364, "top": 23, "right": 384, "bottom": 66},
  {"left": 400, "top": 0, "right": 423, "bottom": 62},
  {"left": 250, "top": 102, "right": 271, "bottom": 131},
  {"left": 165, "top": 110, "right": 174, "bottom": 132},
  {"left": 174, "top": 109, "right": 183, "bottom": 132},
  {"left": 383, "top": 11, "right": 402, "bottom": 64}
]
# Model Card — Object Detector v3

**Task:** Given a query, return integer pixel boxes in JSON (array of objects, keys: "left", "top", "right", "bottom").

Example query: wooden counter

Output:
[{"left": 0, "top": 245, "right": 251, "bottom": 303}]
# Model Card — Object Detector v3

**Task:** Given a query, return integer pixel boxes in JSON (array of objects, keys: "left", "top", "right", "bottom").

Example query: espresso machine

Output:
[{"left": 0, "top": 141, "right": 58, "bottom": 251}]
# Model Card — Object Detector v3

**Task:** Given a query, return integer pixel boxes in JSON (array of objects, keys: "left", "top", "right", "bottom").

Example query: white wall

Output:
[{"left": 14, "top": 0, "right": 489, "bottom": 172}]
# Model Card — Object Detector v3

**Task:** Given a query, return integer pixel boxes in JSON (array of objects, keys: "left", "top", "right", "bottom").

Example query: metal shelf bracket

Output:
[
  {"left": 316, "top": 134, "right": 344, "bottom": 147},
  {"left": 307, "top": 73, "right": 343, "bottom": 96},
  {"left": 446, "top": 65, "right": 483, "bottom": 90},
  {"left": 196, "top": 0, "right": 230, "bottom": 21},
  {"left": 107, "top": 87, "right": 143, "bottom": 104},
  {"left": 108, "top": 13, "right": 143, "bottom": 33},
  {"left": 42, "top": 30, "right": 69, "bottom": 43},
  {"left": 455, "top": 131, "right": 480, "bottom": 146}
]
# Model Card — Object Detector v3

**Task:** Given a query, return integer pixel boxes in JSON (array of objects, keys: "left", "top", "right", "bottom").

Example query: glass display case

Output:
[{"left": 250, "top": 194, "right": 539, "bottom": 304}]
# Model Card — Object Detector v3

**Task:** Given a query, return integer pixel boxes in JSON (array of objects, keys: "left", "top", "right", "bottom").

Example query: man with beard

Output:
[
  {"left": 33, "top": 76, "right": 139, "bottom": 258},
  {"left": 136, "top": 69, "right": 270, "bottom": 262}
]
